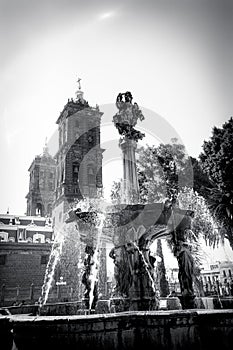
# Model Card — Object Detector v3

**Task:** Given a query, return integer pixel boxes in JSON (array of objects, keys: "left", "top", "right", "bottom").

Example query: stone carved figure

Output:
[
  {"left": 168, "top": 211, "right": 196, "bottom": 309},
  {"left": 177, "top": 244, "right": 194, "bottom": 295},
  {"left": 82, "top": 245, "right": 98, "bottom": 308},
  {"left": 109, "top": 225, "right": 162, "bottom": 310},
  {"left": 124, "top": 91, "right": 133, "bottom": 103},
  {"left": 109, "top": 245, "right": 132, "bottom": 297},
  {"left": 113, "top": 91, "right": 145, "bottom": 142},
  {"left": 109, "top": 203, "right": 196, "bottom": 310},
  {"left": 109, "top": 238, "right": 160, "bottom": 311}
]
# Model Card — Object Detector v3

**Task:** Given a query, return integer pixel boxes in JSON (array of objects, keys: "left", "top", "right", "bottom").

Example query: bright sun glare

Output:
[{"left": 99, "top": 12, "right": 115, "bottom": 20}]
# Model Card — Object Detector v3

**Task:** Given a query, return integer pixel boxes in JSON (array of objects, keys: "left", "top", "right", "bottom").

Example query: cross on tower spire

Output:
[
  {"left": 43, "top": 137, "right": 49, "bottom": 156},
  {"left": 77, "top": 77, "right": 82, "bottom": 90},
  {"left": 75, "top": 77, "right": 84, "bottom": 101}
]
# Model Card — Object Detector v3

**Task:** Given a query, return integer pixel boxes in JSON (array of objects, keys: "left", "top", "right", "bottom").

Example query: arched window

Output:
[
  {"left": 73, "top": 164, "right": 79, "bottom": 173},
  {"left": 33, "top": 233, "right": 45, "bottom": 244},
  {"left": 47, "top": 203, "right": 52, "bottom": 216},
  {"left": 74, "top": 120, "right": 80, "bottom": 140},
  {"left": 36, "top": 203, "right": 43, "bottom": 216},
  {"left": 59, "top": 127, "right": 62, "bottom": 147},
  {"left": 63, "top": 120, "right": 67, "bottom": 143},
  {"left": 0, "top": 232, "right": 8, "bottom": 242},
  {"left": 88, "top": 167, "right": 95, "bottom": 185},
  {"left": 61, "top": 162, "right": 65, "bottom": 183},
  {"left": 73, "top": 163, "right": 79, "bottom": 183}
]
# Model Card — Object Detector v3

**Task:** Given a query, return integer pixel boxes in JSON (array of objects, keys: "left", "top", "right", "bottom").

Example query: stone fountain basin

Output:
[
  {"left": 66, "top": 203, "right": 193, "bottom": 246},
  {"left": 1, "top": 310, "right": 233, "bottom": 350}
]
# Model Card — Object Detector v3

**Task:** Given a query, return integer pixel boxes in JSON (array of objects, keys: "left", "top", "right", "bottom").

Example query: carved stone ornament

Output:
[{"left": 113, "top": 91, "right": 145, "bottom": 142}]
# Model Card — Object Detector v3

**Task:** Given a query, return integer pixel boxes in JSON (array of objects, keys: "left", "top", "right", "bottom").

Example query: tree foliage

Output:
[
  {"left": 200, "top": 118, "right": 233, "bottom": 194},
  {"left": 136, "top": 138, "right": 193, "bottom": 203},
  {"left": 199, "top": 117, "right": 233, "bottom": 248},
  {"left": 190, "top": 157, "right": 213, "bottom": 199},
  {"left": 177, "top": 187, "right": 221, "bottom": 249}
]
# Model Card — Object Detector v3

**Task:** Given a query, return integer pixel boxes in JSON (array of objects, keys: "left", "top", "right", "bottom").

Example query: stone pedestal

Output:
[
  {"left": 109, "top": 297, "right": 130, "bottom": 312},
  {"left": 178, "top": 295, "right": 197, "bottom": 309},
  {"left": 120, "top": 139, "right": 139, "bottom": 204}
]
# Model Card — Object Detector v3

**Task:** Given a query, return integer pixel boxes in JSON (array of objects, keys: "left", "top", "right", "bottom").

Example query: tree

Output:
[
  {"left": 136, "top": 138, "right": 193, "bottom": 203},
  {"left": 190, "top": 157, "right": 213, "bottom": 199},
  {"left": 111, "top": 138, "right": 193, "bottom": 205},
  {"left": 199, "top": 117, "right": 233, "bottom": 248},
  {"left": 177, "top": 188, "right": 220, "bottom": 248}
]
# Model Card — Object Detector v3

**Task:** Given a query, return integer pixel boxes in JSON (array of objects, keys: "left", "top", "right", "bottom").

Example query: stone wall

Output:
[
  {"left": 1, "top": 310, "right": 233, "bottom": 350},
  {"left": 0, "top": 243, "right": 51, "bottom": 289}
]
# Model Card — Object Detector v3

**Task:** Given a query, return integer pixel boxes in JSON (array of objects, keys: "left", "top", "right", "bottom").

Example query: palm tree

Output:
[{"left": 207, "top": 187, "right": 233, "bottom": 249}]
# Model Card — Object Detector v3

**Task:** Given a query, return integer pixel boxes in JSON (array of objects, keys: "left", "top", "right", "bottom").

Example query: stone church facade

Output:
[
  {"left": 52, "top": 88, "right": 104, "bottom": 227},
  {"left": 0, "top": 85, "right": 107, "bottom": 305},
  {"left": 25, "top": 86, "right": 104, "bottom": 227}
]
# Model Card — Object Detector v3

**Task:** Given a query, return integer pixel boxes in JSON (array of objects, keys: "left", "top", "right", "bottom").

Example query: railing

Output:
[
  {"left": 0, "top": 284, "right": 40, "bottom": 306},
  {"left": 0, "top": 282, "right": 113, "bottom": 308},
  {"left": 0, "top": 283, "right": 78, "bottom": 307}
]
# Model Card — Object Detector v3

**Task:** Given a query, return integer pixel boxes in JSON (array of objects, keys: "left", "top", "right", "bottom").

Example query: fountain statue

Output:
[{"left": 67, "top": 92, "right": 196, "bottom": 311}]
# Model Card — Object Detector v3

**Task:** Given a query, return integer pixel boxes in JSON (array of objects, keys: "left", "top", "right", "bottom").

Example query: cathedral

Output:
[
  {"left": 26, "top": 83, "right": 104, "bottom": 225},
  {"left": 0, "top": 83, "right": 107, "bottom": 306}
]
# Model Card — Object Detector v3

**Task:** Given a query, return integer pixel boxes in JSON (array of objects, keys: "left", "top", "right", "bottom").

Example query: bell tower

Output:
[
  {"left": 53, "top": 80, "right": 104, "bottom": 226},
  {"left": 26, "top": 142, "right": 56, "bottom": 217}
]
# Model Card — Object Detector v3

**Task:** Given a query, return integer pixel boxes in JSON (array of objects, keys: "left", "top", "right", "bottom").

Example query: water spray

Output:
[
  {"left": 131, "top": 241, "right": 156, "bottom": 294},
  {"left": 39, "top": 229, "right": 65, "bottom": 308},
  {"left": 88, "top": 212, "right": 106, "bottom": 310}
]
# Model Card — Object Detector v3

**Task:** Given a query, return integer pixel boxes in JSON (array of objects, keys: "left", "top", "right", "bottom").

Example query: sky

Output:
[{"left": 0, "top": 0, "right": 233, "bottom": 219}]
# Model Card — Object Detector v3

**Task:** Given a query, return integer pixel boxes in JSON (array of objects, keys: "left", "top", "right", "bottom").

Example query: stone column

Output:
[
  {"left": 120, "top": 138, "right": 139, "bottom": 204},
  {"left": 113, "top": 91, "right": 145, "bottom": 204}
]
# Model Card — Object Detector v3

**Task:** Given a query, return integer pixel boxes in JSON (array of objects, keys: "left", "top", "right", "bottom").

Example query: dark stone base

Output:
[
  {"left": 2, "top": 310, "right": 233, "bottom": 350},
  {"left": 109, "top": 296, "right": 158, "bottom": 312},
  {"left": 129, "top": 297, "right": 159, "bottom": 311},
  {"left": 109, "top": 297, "right": 130, "bottom": 312},
  {"left": 95, "top": 300, "right": 111, "bottom": 314},
  {"left": 178, "top": 295, "right": 197, "bottom": 309}
]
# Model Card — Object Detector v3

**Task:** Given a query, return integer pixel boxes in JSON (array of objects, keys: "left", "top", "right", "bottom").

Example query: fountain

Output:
[
  {"left": 2, "top": 92, "right": 233, "bottom": 350},
  {"left": 66, "top": 91, "right": 196, "bottom": 311}
]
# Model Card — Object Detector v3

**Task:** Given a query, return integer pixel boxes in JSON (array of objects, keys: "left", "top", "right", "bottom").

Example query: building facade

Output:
[
  {"left": 26, "top": 144, "right": 56, "bottom": 217},
  {"left": 0, "top": 214, "right": 53, "bottom": 305},
  {"left": 52, "top": 88, "right": 104, "bottom": 227},
  {"left": 200, "top": 262, "right": 233, "bottom": 296}
]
